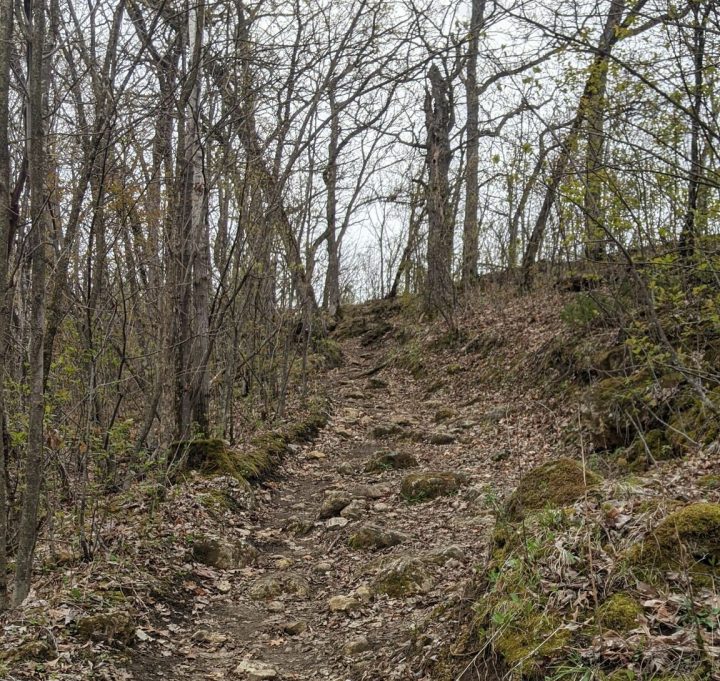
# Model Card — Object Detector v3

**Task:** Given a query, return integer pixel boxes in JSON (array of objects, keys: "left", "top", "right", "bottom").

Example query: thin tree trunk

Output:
[
  {"left": 461, "top": 0, "right": 486, "bottom": 284},
  {"left": 14, "top": 0, "right": 48, "bottom": 606},
  {"left": 0, "top": 0, "right": 13, "bottom": 611},
  {"left": 322, "top": 83, "right": 341, "bottom": 317},
  {"left": 679, "top": 2, "right": 709, "bottom": 259}
]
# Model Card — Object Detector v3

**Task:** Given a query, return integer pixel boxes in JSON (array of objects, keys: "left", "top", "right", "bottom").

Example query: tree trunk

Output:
[
  {"left": 679, "top": 2, "right": 709, "bottom": 259},
  {"left": 460, "top": 0, "right": 486, "bottom": 284},
  {"left": 188, "top": 0, "right": 210, "bottom": 434},
  {"left": 0, "top": 0, "right": 13, "bottom": 610},
  {"left": 323, "top": 84, "right": 341, "bottom": 318},
  {"left": 14, "top": 0, "right": 48, "bottom": 606},
  {"left": 583, "top": 0, "right": 625, "bottom": 261},
  {"left": 424, "top": 64, "right": 455, "bottom": 320}
]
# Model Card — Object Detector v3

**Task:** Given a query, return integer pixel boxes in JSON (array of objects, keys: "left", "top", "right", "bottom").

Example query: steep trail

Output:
[{"left": 135, "top": 297, "right": 570, "bottom": 681}]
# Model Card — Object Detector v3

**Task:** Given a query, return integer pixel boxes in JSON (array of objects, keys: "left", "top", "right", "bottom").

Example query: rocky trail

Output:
[{"left": 128, "top": 301, "right": 571, "bottom": 681}]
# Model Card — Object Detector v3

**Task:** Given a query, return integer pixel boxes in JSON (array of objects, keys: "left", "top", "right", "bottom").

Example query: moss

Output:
[
  {"left": 667, "top": 389, "right": 720, "bottom": 455},
  {"left": 621, "top": 428, "right": 675, "bottom": 470},
  {"left": 629, "top": 503, "right": 720, "bottom": 579},
  {"left": 393, "top": 339, "right": 425, "bottom": 378},
  {"left": 313, "top": 337, "right": 343, "bottom": 368},
  {"left": 493, "top": 612, "right": 571, "bottom": 678},
  {"left": 597, "top": 593, "right": 643, "bottom": 632},
  {"left": 583, "top": 371, "right": 684, "bottom": 450},
  {"left": 506, "top": 458, "right": 602, "bottom": 520},
  {"left": 698, "top": 474, "right": 720, "bottom": 490}
]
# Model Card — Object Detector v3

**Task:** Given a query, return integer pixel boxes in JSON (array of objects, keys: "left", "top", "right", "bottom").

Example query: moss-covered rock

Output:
[
  {"left": 619, "top": 428, "right": 674, "bottom": 470},
  {"left": 247, "top": 572, "right": 311, "bottom": 600},
  {"left": 628, "top": 502, "right": 720, "bottom": 578},
  {"left": 191, "top": 537, "right": 258, "bottom": 569},
  {"left": 400, "top": 471, "right": 468, "bottom": 502},
  {"left": 0, "top": 640, "right": 54, "bottom": 662},
  {"left": 506, "top": 458, "right": 601, "bottom": 520},
  {"left": 76, "top": 611, "right": 135, "bottom": 644},
  {"left": 348, "top": 524, "right": 407, "bottom": 551},
  {"left": 582, "top": 371, "right": 683, "bottom": 450},
  {"left": 364, "top": 450, "right": 418, "bottom": 473},
  {"left": 493, "top": 611, "right": 571, "bottom": 678},
  {"left": 666, "top": 389, "right": 720, "bottom": 455},
  {"left": 318, "top": 490, "right": 353, "bottom": 519},
  {"left": 597, "top": 593, "right": 643, "bottom": 632},
  {"left": 371, "top": 557, "right": 433, "bottom": 597}
]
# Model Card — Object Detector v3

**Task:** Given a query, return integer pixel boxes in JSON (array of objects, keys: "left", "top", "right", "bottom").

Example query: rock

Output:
[
  {"left": 328, "top": 595, "right": 361, "bottom": 612},
  {"left": 76, "top": 611, "right": 135, "bottom": 643},
  {"left": 506, "top": 458, "right": 602, "bottom": 520},
  {"left": 491, "top": 449, "right": 510, "bottom": 462},
  {"left": 629, "top": 502, "right": 720, "bottom": 578},
  {"left": 354, "top": 584, "right": 372, "bottom": 602},
  {"left": 364, "top": 450, "right": 418, "bottom": 473},
  {"left": 340, "top": 499, "right": 366, "bottom": 519},
  {"left": 348, "top": 524, "right": 407, "bottom": 551},
  {"left": 191, "top": 537, "right": 259, "bottom": 569},
  {"left": 307, "top": 449, "right": 327, "bottom": 460},
  {"left": 191, "top": 629, "right": 227, "bottom": 645},
  {"left": 318, "top": 490, "right": 353, "bottom": 519},
  {"left": 287, "top": 516, "right": 315, "bottom": 536},
  {"left": 434, "top": 407, "right": 457, "bottom": 422},
  {"left": 0, "top": 640, "right": 54, "bottom": 663},
  {"left": 357, "top": 483, "right": 391, "bottom": 499},
  {"left": 344, "top": 635, "right": 372, "bottom": 655},
  {"left": 283, "top": 620, "right": 308, "bottom": 635},
  {"left": 427, "top": 432, "right": 456, "bottom": 445},
  {"left": 372, "top": 422, "right": 404, "bottom": 438},
  {"left": 336, "top": 462, "right": 357, "bottom": 475},
  {"left": 482, "top": 406, "right": 509, "bottom": 423},
  {"left": 400, "top": 471, "right": 468, "bottom": 502},
  {"left": 374, "top": 502, "right": 390, "bottom": 511},
  {"left": 234, "top": 660, "right": 278, "bottom": 679},
  {"left": 326, "top": 516, "right": 349, "bottom": 530},
  {"left": 371, "top": 557, "right": 433, "bottom": 597},
  {"left": 314, "top": 561, "right": 333, "bottom": 573},
  {"left": 425, "top": 545, "right": 465, "bottom": 565},
  {"left": 248, "top": 572, "right": 311, "bottom": 600},
  {"left": 368, "top": 378, "right": 388, "bottom": 390},
  {"left": 273, "top": 556, "right": 293, "bottom": 570},
  {"left": 266, "top": 601, "right": 284, "bottom": 612},
  {"left": 216, "top": 579, "right": 232, "bottom": 593}
]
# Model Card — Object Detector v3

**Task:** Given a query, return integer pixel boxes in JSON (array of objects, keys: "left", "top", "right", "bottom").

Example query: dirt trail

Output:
[{"left": 134, "top": 315, "right": 566, "bottom": 681}]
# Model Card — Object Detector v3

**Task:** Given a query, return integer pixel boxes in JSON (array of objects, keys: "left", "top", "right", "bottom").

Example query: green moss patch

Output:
[
  {"left": 629, "top": 502, "right": 720, "bottom": 579},
  {"left": 506, "top": 458, "right": 601, "bottom": 520},
  {"left": 597, "top": 593, "right": 643, "bottom": 632}
]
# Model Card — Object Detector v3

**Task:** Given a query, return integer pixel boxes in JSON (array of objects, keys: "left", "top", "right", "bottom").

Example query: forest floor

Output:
[
  {"left": 126, "top": 290, "right": 577, "bottom": 681},
  {"left": 5, "top": 287, "right": 719, "bottom": 680}
]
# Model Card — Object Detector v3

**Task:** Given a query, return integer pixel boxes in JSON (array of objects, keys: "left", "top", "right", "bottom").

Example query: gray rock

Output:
[
  {"left": 348, "top": 524, "right": 407, "bottom": 551},
  {"left": 371, "top": 557, "right": 433, "bottom": 597},
  {"left": 248, "top": 572, "right": 311, "bottom": 600},
  {"left": 364, "top": 450, "right": 418, "bottom": 473},
  {"left": 400, "top": 471, "right": 468, "bottom": 502},
  {"left": 318, "top": 490, "right": 353, "bottom": 519},
  {"left": 340, "top": 499, "right": 366, "bottom": 519},
  {"left": 191, "top": 538, "right": 258, "bottom": 569},
  {"left": 344, "top": 635, "right": 372, "bottom": 655}
]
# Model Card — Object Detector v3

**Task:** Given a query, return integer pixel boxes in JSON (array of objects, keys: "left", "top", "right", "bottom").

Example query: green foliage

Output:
[{"left": 560, "top": 294, "right": 603, "bottom": 328}]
